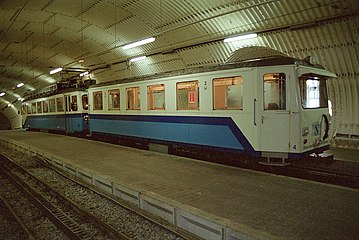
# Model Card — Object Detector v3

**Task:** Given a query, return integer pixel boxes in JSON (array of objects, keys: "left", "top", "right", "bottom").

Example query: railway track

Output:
[
  {"left": 0, "top": 150, "right": 200, "bottom": 240},
  {"left": 0, "top": 167, "right": 69, "bottom": 239},
  {"left": 259, "top": 162, "right": 359, "bottom": 189},
  {"left": 287, "top": 164, "right": 359, "bottom": 189},
  {"left": 2, "top": 142, "right": 357, "bottom": 240},
  {"left": 0, "top": 193, "right": 35, "bottom": 240},
  {"left": 0, "top": 158, "right": 127, "bottom": 240}
]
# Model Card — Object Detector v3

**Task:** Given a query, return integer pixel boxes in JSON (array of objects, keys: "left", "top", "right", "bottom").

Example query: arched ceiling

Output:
[{"left": 0, "top": 0, "right": 358, "bottom": 136}]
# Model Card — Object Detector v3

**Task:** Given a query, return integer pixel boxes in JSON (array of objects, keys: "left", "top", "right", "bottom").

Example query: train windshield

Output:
[{"left": 299, "top": 74, "right": 328, "bottom": 109}]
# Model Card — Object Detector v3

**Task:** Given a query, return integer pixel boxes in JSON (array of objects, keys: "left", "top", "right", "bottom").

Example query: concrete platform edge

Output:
[{"left": 0, "top": 137, "right": 280, "bottom": 240}]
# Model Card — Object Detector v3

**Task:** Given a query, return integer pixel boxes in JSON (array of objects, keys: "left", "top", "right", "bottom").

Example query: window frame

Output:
[
  {"left": 56, "top": 97, "right": 64, "bottom": 112},
  {"left": 21, "top": 104, "right": 26, "bottom": 115},
  {"left": 31, "top": 102, "right": 36, "bottom": 114},
  {"left": 263, "top": 73, "right": 286, "bottom": 111},
  {"left": 93, "top": 91, "right": 103, "bottom": 111},
  {"left": 176, "top": 80, "right": 199, "bottom": 110},
  {"left": 82, "top": 95, "right": 88, "bottom": 110},
  {"left": 213, "top": 76, "right": 244, "bottom": 110},
  {"left": 42, "top": 100, "right": 49, "bottom": 113},
  {"left": 108, "top": 89, "right": 121, "bottom": 110},
  {"left": 126, "top": 87, "right": 141, "bottom": 110},
  {"left": 49, "top": 98, "right": 56, "bottom": 112},
  {"left": 71, "top": 95, "right": 78, "bottom": 111},
  {"left": 299, "top": 74, "right": 328, "bottom": 109},
  {"left": 26, "top": 104, "right": 31, "bottom": 115},
  {"left": 36, "top": 101, "right": 43, "bottom": 114},
  {"left": 147, "top": 84, "right": 165, "bottom": 110}
]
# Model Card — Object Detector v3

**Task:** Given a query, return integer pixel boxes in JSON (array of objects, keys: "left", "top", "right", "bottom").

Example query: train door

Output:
[
  {"left": 64, "top": 94, "right": 75, "bottom": 133},
  {"left": 257, "top": 69, "right": 290, "bottom": 153},
  {"left": 82, "top": 94, "right": 90, "bottom": 135},
  {"left": 65, "top": 95, "right": 71, "bottom": 132}
]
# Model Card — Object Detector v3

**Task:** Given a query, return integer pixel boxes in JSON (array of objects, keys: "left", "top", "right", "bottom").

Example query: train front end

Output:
[
  {"left": 293, "top": 66, "right": 336, "bottom": 159},
  {"left": 289, "top": 63, "right": 336, "bottom": 161},
  {"left": 258, "top": 59, "right": 336, "bottom": 165}
]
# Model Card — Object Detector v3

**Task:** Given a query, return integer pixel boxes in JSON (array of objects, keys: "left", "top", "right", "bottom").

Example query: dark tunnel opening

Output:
[{"left": 0, "top": 113, "right": 11, "bottom": 130}]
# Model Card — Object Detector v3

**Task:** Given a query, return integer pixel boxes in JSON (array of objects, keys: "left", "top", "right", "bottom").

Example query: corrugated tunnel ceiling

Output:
[{"left": 0, "top": 0, "right": 358, "bottom": 147}]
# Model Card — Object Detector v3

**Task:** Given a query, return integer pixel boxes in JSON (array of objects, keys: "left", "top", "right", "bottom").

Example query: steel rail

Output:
[
  {"left": 0, "top": 164, "right": 90, "bottom": 240},
  {"left": 0, "top": 194, "right": 35, "bottom": 240},
  {"left": 286, "top": 165, "right": 359, "bottom": 189},
  {"left": 259, "top": 163, "right": 359, "bottom": 189},
  {"left": 0, "top": 159, "right": 130, "bottom": 240},
  {"left": 32, "top": 155, "right": 202, "bottom": 240}
]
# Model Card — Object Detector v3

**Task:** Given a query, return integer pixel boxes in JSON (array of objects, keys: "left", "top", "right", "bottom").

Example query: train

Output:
[{"left": 21, "top": 54, "right": 336, "bottom": 166}]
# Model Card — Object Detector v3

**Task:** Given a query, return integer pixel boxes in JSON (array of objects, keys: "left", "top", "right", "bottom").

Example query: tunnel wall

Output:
[{"left": 0, "top": 103, "right": 22, "bottom": 130}]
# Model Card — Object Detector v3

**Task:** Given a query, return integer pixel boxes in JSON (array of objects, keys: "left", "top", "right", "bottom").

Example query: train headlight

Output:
[{"left": 302, "top": 127, "right": 309, "bottom": 136}]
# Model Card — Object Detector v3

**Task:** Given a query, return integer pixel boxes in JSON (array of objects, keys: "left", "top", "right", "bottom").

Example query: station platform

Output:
[{"left": 0, "top": 130, "right": 358, "bottom": 240}]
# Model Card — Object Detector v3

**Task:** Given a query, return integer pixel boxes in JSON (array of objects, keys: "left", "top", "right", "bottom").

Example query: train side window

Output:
[
  {"left": 148, "top": 84, "right": 165, "bottom": 110},
  {"left": 37, "top": 102, "right": 43, "bottom": 113},
  {"left": 263, "top": 73, "right": 286, "bottom": 110},
  {"left": 28, "top": 104, "right": 32, "bottom": 114},
  {"left": 213, "top": 76, "right": 243, "bottom": 110},
  {"left": 43, "top": 100, "right": 49, "bottom": 113},
  {"left": 49, "top": 98, "right": 56, "bottom": 112},
  {"left": 31, "top": 102, "right": 36, "bottom": 114},
  {"left": 82, "top": 95, "right": 88, "bottom": 110},
  {"left": 176, "top": 81, "right": 199, "bottom": 110},
  {"left": 108, "top": 89, "right": 120, "bottom": 110},
  {"left": 126, "top": 87, "right": 140, "bottom": 110},
  {"left": 21, "top": 104, "right": 27, "bottom": 115},
  {"left": 56, "top": 97, "right": 64, "bottom": 112},
  {"left": 299, "top": 74, "right": 328, "bottom": 109},
  {"left": 93, "top": 91, "right": 103, "bottom": 110},
  {"left": 71, "top": 96, "right": 78, "bottom": 111}
]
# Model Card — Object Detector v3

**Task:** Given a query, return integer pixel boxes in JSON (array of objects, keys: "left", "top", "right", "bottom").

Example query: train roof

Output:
[
  {"left": 92, "top": 55, "right": 326, "bottom": 88},
  {"left": 23, "top": 87, "right": 87, "bottom": 102},
  {"left": 23, "top": 78, "right": 96, "bottom": 101},
  {"left": 23, "top": 54, "right": 331, "bottom": 102}
]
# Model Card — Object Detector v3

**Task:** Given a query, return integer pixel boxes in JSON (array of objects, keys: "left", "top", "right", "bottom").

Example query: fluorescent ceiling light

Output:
[
  {"left": 122, "top": 37, "right": 156, "bottom": 50},
  {"left": 0, "top": 92, "right": 5, "bottom": 97},
  {"left": 17, "top": 82, "right": 24, "bottom": 88},
  {"left": 79, "top": 71, "right": 89, "bottom": 77},
  {"left": 129, "top": 56, "right": 147, "bottom": 62},
  {"left": 50, "top": 67, "right": 63, "bottom": 75},
  {"left": 224, "top": 33, "right": 258, "bottom": 42}
]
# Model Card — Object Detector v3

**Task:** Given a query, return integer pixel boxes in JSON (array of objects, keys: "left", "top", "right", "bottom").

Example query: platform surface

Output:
[
  {"left": 326, "top": 147, "right": 359, "bottom": 162},
  {"left": 0, "top": 130, "right": 358, "bottom": 240}
]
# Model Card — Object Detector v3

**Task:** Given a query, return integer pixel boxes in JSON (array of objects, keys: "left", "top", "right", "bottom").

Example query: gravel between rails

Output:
[
  {"left": 1, "top": 146, "right": 193, "bottom": 240},
  {"left": 0, "top": 174, "right": 69, "bottom": 240}
]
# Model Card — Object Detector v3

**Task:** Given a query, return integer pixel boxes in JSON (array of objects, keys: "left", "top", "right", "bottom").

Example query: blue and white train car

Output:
[
  {"left": 87, "top": 56, "right": 336, "bottom": 164},
  {"left": 22, "top": 89, "right": 89, "bottom": 134}
]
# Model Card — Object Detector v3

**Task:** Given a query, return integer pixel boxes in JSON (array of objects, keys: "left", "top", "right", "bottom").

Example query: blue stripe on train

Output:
[
  {"left": 89, "top": 114, "right": 254, "bottom": 152},
  {"left": 24, "top": 114, "right": 85, "bottom": 133}
]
